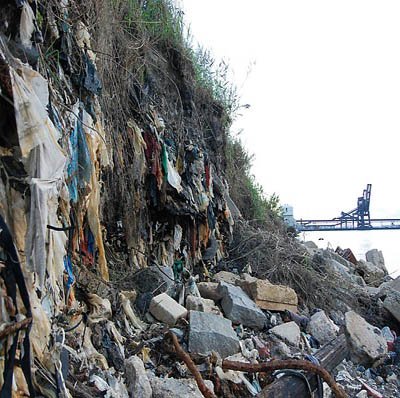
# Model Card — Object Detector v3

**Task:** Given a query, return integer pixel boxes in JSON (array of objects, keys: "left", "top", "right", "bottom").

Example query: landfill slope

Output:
[
  {"left": 0, "top": 1, "right": 238, "bottom": 395},
  {"left": 1, "top": 1, "right": 400, "bottom": 398}
]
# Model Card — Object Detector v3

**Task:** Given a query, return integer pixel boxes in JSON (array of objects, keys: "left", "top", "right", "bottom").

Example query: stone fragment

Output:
[
  {"left": 366, "top": 249, "right": 387, "bottom": 274},
  {"left": 197, "top": 282, "right": 222, "bottom": 301},
  {"left": 149, "top": 293, "right": 187, "bottom": 326},
  {"left": 270, "top": 321, "right": 301, "bottom": 346},
  {"left": 149, "top": 376, "right": 214, "bottom": 398},
  {"left": 355, "top": 390, "right": 368, "bottom": 398},
  {"left": 270, "top": 340, "right": 291, "bottom": 358},
  {"left": 383, "top": 290, "right": 400, "bottom": 323},
  {"left": 132, "top": 266, "right": 175, "bottom": 294},
  {"left": 125, "top": 356, "right": 152, "bottom": 398},
  {"left": 378, "top": 275, "right": 400, "bottom": 296},
  {"left": 345, "top": 311, "right": 388, "bottom": 366},
  {"left": 308, "top": 310, "right": 338, "bottom": 345},
  {"left": 386, "top": 373, "right": 398, "bottom": 385},
  {"left": 185, "top": 295, "right": 221, "bottom": 316},
  {"left": 214, "top": 271, "right": 240, "bottom": 285},
  {"left": 218, "top": 281, "right": 267, "bottom": 329},
  {"left": 239, "top": 276, "right": 298, "bottom": 312},
  {"left": 188, "top": 311, "right": 240, "bottom": 358},
  {"left": 356, "top": 260, "right": 385, "bottom": 286}
]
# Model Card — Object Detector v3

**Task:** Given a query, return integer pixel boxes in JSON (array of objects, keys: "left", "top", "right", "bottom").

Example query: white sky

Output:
[{"left": 180, "top": 0, "right": 400, "bottom": 276}]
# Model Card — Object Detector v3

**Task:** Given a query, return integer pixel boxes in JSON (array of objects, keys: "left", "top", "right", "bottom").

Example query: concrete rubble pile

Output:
[{"left": 0, "top": 1, "right": 400, "bottom": 398}]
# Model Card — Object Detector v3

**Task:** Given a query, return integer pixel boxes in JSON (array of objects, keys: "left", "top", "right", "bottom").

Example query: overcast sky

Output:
[{"left": 180, "top": 0, "right": 400, "bottom": 276}]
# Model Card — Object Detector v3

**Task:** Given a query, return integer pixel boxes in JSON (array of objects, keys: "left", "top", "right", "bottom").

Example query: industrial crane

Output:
[{"left": 291, "top": 184, "right": 400, "bottom": 231}]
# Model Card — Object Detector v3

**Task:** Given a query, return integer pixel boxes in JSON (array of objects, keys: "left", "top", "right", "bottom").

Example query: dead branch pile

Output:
[{"left": 227, "top": 219, "right": 385, "bottom": 323}]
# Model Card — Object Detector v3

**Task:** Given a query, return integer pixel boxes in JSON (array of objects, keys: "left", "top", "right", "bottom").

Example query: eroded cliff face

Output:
[{"left": 0, "top": 0, "right": 236, "bottom": 395}]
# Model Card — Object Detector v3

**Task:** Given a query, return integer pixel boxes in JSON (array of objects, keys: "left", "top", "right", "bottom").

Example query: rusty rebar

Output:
[{"left": 167, "top": 331, "right": 216, "bottom": 398}]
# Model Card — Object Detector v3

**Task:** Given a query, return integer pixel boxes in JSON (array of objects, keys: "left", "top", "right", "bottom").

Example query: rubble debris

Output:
[
  {"left": 1, "top": 2, "right": 399, "bottom": 397},
  {"left": 186, "top": 295, "right": 222, "bottom": 316},
  {"left": 214, "top": 271, "right": 241, "bottom": 285},
  {"left": 356, "top": 260, "right": 385, "bottom": 286},
  {"left": 125, "top": 355, "right": 153, "bottom": 398},
  {"left": 149, "top": 376, "right": 215, "bottom": 398},
  {"left": 168, "top": 331, "right": 216, "bottom": 398},
  {"left": 218, "top": 281, "right": 267, "bottom": 329},
  {"left": 188, "top": 311, "right": 240, "bottom": 358},
  {"left": 382, "top": 290, "right": 400, "bottom": 323},
  {"left": 366, "top": 249, "right": 388, "bottom": 275},
  {"left": 132, "top": 266, "right": 175, "bottom": 295},
  {"left": 239, "top": 274, "right": 298, "bottom": 312},
  {"left": 149, "top": 292, "right": 188, "bottom": 326},
  {"left": 270, "top": 321, "right": 301, "bottom": 347},
  {"left": 307, "top": 310, "right": 338, "bottom": 345},
  {"left": 197, "top": 282, "right": 222, "bottom": 301},
  {"left": 345, "top": 311, "right": 388, "bottom": 366},
  {"left": 220, "top": 358, "right": 347, "bottom": 398}
]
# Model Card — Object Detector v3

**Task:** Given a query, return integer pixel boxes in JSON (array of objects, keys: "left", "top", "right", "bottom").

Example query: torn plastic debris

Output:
[
  {"left": 19, "top": 2, "right": 35, "bottom": 48},
  {"left": 67, "top": 103, "right": 92, "bottom": 202},
  {"left": 119, "top": 291, "right": 146, "bottom": 330},
  {"left": 162, "top": 143, "right": 183, "bottom": 193},
  {"left": 82, "top": 54, "right": 102, "bottom": 95}
]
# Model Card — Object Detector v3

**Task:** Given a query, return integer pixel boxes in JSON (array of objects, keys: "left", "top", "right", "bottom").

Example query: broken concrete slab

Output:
[
  {"left": 218, "top": 281, "right": 267, "bottom": 329},
  {"left": 197, "top": 282, "right": 222, "bottom": 301},
  {"left": 213, "top": 271, "right": 240, "bottom": 285},
  {"left": 149, "top": 293, "right": 188, "bottom": 326},
  {"left": 308, "top": 310, "right": 338, "bottom": 345},
  {"left": 239, "top": 276, "right": 298, "bottom": 313},
  {"left": 356, "top": 260, "right": 385, "bottom": 286},
  {"left": 383, "top": 290, "right": 400, "bottom": 323},
  {"left": 131, "top": 266, "right": 175, "bottom": 294},
  {"left": 270, "top": 321, "right": 301, "bottom": 347},
  {"left": 345, "top": 310, "right": 388, "bottom": 366},
  {"left": 188, "top": 311, "right": 240, "bottom": 358},
  {"left": 125, "top": 355, "right": 152, "bottom": 398},
  {"left": 185, "top": 295, "right": 222, "bottom": 316},
  {"left": 366, "top": 249, "right": 387, "bottom": 274},
  {"left": 149, "top": 375, "right": 214, "bottom": 398}
]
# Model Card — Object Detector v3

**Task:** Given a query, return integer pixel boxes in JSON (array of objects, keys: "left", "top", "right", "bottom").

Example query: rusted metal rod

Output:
[
  {"left": 167, "top": 331, "right": 216, "bottom": 398},
  {"left": 221, "top": 359, "right": 347, "bottom": 398}
]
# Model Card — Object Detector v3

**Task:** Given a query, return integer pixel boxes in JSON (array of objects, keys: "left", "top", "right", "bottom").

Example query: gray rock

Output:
[
  {"left": 345, "top": 311, "right": 388, "bottom": 366},
  {"left": 270, "top": 340, "right": 291, "bottom": 358},
  {"left": 356, "top": 260, "right": 385, "bottom": 286},
  {"left": 302, "top": 241, "right": 319, "bottom": 256},
  {"left": 149, "top": 376, "right": 214, "bottom": 398},
  {"left": 214, "top": 271, "right": 240, "bottom": 285},
  {"left": 197, "top": 282, "right": 222, "bottom": 301},
  {"left": 366, "top": 249, "right": 387, "bottom": 274},
  {"left": 377, "top": 276, "right": 400, "bottom": 298},
  {"left": 355, "top": 390, "right": 368, "bottom": 398},
  {"left": 149, "top": 293, "right": 188, "bottom": 326},
  {"left": 125, "top": 356, "right": 152, "bottom": 398},
  {"left": 185, "top": 295, "right": 222, "bottom": 316},
  {"left": 188, "top": 311, "right": 240, "bottom": 358},
  {"left": 329, "top": 309, "right": 345, "bottom": 326},
  {"left": 218, "top": 281, "right": 267, "bottom": 329},
  {"left": 131, "top": 266, "right": 175, "bottom": 294},
  {"left": 383, "top": 290, "right": 400, "bottom": 323},
  {"left": 270, "top": 321, "right": 301, "bottom": 346},
  {"left": 386, "top": 373, "right": 398, "bottom": 385},
  {"left": 308, "top": 310, "right": 338, "bottom": 345},
  {"left": 321, "top": 249, "right": 354, "bottom": 270}
]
